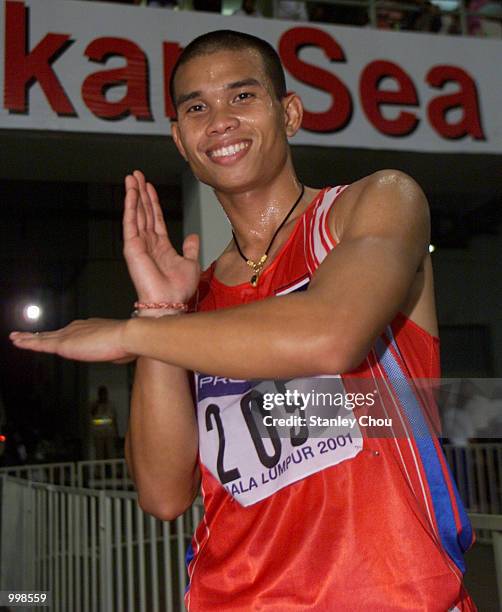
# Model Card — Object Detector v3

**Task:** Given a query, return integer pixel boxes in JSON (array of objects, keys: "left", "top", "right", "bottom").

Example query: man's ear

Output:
[
  {"left": 171, "top": 121, "right": 188, "bottom": 161},
  {"left": 282, "top": 93, "right": 303, "bottom": 138}
]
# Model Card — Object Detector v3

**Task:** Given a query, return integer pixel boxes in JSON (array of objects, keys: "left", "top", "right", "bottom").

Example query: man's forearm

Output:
[
  {"left": 124, "top": 292, "right": 345, "bottom": 380},
  {"left": 126, "top": 357, "right": 200, "bottom": 519},
  {"left": 123, "top": 236, "right": 418, "bottom": 380}
]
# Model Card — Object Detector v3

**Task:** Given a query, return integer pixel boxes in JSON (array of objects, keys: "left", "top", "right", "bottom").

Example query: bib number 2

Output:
[{"left": 198, "top": 378, "right": 362, "bottom": 506}]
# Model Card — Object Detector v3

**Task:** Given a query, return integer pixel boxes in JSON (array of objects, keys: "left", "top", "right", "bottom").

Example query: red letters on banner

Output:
[
  {"left": 82, "top": 37, "right": 152, "bottom": 120},
  {"left": 279, "top": 27, "right": 352, "bottom": 132},
  {"left": 360, "top": 60, "right": 419, "bottom": 137},
  {"left": 163, "top": 42, "right": 183, "bottom": 120},
  {"left": 426, "top": 65, "right": 485, "bottom": 140},
  {"left": 2, "top": 2, "right": 486, "bottom": 142},
  {"left": 4, "top": 1, "right": 75, "bottom": 115}
]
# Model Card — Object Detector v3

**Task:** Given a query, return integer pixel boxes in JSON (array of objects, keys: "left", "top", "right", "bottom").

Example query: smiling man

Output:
[{"left": 10, "top": 31, "right": 476, "bottom": 611}]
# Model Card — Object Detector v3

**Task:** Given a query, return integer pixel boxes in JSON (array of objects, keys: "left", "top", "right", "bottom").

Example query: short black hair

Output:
[{"left": 169, "top": 30, "right": 287, "bottom": 115}]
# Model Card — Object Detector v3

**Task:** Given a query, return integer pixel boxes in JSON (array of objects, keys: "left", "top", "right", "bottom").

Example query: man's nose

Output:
[{"left": 206, "top": 107, "right": 240, "bottom": 136}]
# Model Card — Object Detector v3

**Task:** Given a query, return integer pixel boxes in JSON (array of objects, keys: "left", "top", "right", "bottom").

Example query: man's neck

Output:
[{"left": 214, "top": 167, "right": 305, "bottom": 257}]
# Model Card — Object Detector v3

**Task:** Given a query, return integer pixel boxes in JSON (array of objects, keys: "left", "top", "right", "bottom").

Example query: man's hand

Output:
[
  {"left": 9, "top": 171, "right": 434, "bottom": 381},
  {"left": 9, "top": 319, "right": 132, "bottom": 362},
  {"left": 124, "top": 170, "right": 201, "bottom": 303}
]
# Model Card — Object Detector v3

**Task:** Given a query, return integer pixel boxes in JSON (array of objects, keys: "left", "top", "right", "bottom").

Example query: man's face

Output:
[{"left": 171, "top": 49, "right": 298, "bottom": 194}]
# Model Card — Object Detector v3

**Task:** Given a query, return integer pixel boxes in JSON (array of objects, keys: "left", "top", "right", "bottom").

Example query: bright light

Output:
[
  {"left": 429, "top": 244, "right": 436, "bottom": 253},
  {"left": 24, "top": 304, "right": 42, "bottom": 321}
]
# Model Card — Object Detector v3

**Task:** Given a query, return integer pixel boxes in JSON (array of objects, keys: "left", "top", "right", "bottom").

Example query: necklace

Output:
[{"left": 232, "top": 184, "right": 305, "bottom": 287}]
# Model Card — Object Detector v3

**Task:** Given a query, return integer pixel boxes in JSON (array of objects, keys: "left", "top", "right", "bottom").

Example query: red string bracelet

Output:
[{"left": 134, "top": 301, "right": 188, "bottom": 312}]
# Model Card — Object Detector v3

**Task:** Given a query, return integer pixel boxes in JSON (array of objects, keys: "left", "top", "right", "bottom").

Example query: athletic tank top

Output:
[{"left": 185, "top": 186, "right": 476, "bottom": 611}]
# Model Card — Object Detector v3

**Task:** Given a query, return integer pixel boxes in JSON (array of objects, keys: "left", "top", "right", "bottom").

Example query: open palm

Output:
[{"left": 123, "top": 171, "right": 200, "bottom": 303}]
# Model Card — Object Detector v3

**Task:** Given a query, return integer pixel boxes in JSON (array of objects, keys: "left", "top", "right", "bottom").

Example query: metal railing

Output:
[
  {"left": 0, "top": 470, "right": 203, "bottom": 612},
  {"left": 2, "top": 446, "right": 502, "bottom": 610},
  {"left": 0, "top": 458, "right": 134, "bottom": 490},
  {"left": 76, "top": 458, "right": 135, "bottom": 491},
  {"left": 443, "top": 443, "right": 502, "bottom": 515},
  {"left": 0, "top": 461, "right": 77, "bottom": 486},
  {"left": 5, "top": 444, "right": 502, "bottom": 515}
]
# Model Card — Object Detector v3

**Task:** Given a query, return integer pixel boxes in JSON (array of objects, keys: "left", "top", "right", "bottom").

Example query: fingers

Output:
[
  {"left": 9, "top": 330, "right": 59, "bottom": 354},
  {"left": 133, "top": 170, "right": 153, "bottom": 232},
  {"left": 123, "top": 175, "right": 140, "bottom": 241},
  {"left": 146, "top": 182, "right": 169, "bottom": 237},
  {"left": 182, "top": 234, "right": 200, "bottom": 262}
]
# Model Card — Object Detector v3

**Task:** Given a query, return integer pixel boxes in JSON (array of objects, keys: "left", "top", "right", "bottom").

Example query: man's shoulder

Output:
[
  {"left": 341, "top": 169, "right": 424, "bottom": 204},
  {"left": 330, "top": 170, "right": 428, "bottom": 242}
]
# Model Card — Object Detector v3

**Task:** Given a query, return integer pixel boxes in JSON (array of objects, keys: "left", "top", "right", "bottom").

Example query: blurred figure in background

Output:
[
  {"left": 309, "top": 1, "right": 369, "bottom": 25},
  {"left": 233, "top": 0, "right": 264, "bottom": 17},
  {"left": 468, "top": 0, "right": 502, "bottom": 36},
  {"left": 410, "top": 0, "right": 442, "bottom": 31},
  {"left": 89, "top": 386, "right": 118, "bottom": 460},
  {"left": 277, "top": 0, "right": 309, "bottom": 20},
  {"left": 145, "top": 0, "right": 178, "bottom": 8}
]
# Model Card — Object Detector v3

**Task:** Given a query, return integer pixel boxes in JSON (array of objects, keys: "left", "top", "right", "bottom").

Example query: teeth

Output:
[{"left": 211, "top": 142, "right": 249, "bottom": 158}]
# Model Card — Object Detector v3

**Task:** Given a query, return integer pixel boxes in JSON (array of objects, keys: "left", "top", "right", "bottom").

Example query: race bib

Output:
[{"left": 197, "top": 375, "right": 363, "bottom": 506}]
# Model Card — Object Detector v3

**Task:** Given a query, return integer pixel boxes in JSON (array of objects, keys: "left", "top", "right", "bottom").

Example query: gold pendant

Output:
[{"left": 246, "top": 254, "right": 267, "bottom": 288}]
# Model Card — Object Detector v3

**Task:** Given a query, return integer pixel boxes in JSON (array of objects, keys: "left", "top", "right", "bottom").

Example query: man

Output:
[
  {"left": 89, "top": 385, "right": 118, "bottom": 460},
  {"left": 11, "top": 30, "right": 475, "bottom": 611}
]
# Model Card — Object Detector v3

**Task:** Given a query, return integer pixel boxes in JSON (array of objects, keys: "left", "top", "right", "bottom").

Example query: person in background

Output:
[
  {"left": 277, "top": 0, "right": 308, "bottom": 20},
  {"left": 375, "top": 0, "right": 405, "bottom": 29},
  {"left": 233, "top": 0, "right": 263, "bottom": 17},
  {"left": 469, "top": 0, "right": 502, "bottom": 36},
  {"left": 146, "top": 0, "right": 178, "bottom": 8},
  {"left": 89, "top": 385, "right": 118, "bottom": 460},
  {"left": 410, "top": 0, "right": 442, "bottom": 32}
]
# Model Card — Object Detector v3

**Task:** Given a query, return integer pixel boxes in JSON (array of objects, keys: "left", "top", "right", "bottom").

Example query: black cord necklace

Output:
[{"left": 232, "top": 184, "right": 305, "bottom": 287}]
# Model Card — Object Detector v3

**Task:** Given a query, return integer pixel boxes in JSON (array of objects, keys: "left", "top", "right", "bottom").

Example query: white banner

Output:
[{"left": 0, "top": 0, "right": 501, "bottom": 153}]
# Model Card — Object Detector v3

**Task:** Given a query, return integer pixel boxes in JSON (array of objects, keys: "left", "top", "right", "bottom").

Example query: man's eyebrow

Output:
[
  {"left": 225, "top": 78, "right": 264, "bottom": 90},
  {"left": 176, "top": 90, "right": 202, "bottom": 108},
  {"left": 176, "top": 78, "right": 264, "bottom": 107}
]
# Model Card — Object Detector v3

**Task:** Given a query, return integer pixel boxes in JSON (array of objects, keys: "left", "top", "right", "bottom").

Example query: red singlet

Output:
[{"left": 185, "top": 186, "right": 476, "bottom": 611}]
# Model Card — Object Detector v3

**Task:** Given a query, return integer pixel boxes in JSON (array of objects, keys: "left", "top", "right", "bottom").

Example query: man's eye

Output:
[
  {"left": 187, "top": 104, "right": 205, "bottom": 113},
  {"left": 235, "top": 92, "right": 254, "bottom": 101}
]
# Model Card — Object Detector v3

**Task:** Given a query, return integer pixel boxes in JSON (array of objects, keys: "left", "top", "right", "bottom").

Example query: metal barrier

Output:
[
  {"left": 443, "top": 443, "right": 502, "bottom": 543},
  {"left": 0, "top": 461, "right": 77, "bottom": 486},
  {"left": 2, "top": 447, "right": 502, "bottom": 610},
  {"left": 5, "top": 444, "right": 501, "bottom": 514},
  {"left": 0, "top": 458, "right": 133, "bottom": 490},
  {"left": 0, "top": 474, "right": 203, "bottom": 612},
  {"left": 76, "top": 458, "right": 134, "bottom": 491}
]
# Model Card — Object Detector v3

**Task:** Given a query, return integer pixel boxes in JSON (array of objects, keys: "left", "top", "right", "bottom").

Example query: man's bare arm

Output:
[
  {"left": 124, "top": 357, "right": 200, "bottom": 520},
  {"left": 124, "top": 172, "right": 430, "bottom": 378},
  {"left": 10, "top": 172, "right": 431, "bottom": 379}
]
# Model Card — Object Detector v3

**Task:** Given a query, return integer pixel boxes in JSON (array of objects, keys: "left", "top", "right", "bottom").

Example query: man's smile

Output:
[{"left": 206, "top": 139, "right": 252, "bottom": 164}]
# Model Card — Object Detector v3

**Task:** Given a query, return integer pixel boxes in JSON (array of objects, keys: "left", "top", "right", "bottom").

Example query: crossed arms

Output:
[
  {"left": 124, "top": 173, "right": 429, "bottom": 378},
  {"left": 10, "top": 169, "right": 431, "bottom": 518}
]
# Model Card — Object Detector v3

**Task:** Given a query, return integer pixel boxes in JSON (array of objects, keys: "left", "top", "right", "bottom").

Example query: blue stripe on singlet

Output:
[
  {"left": 374, "top": 334, "right": 472, "bottom": 573},
  {"left": 185, "top": 541, "right": 195, "bottom": 594}
]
